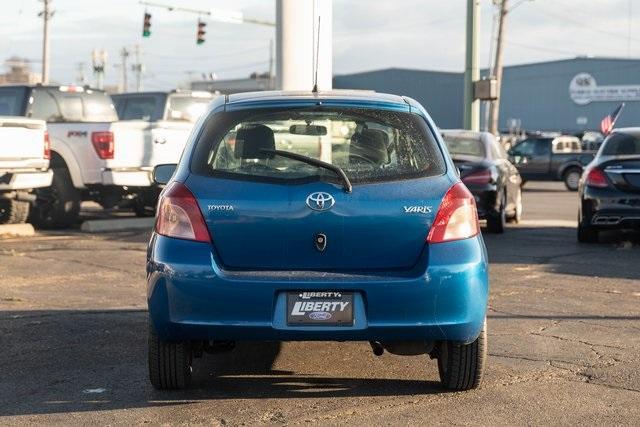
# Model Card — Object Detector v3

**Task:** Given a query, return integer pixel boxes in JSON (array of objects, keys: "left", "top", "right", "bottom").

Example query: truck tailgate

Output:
[
  {"left": 0, "top": 117, "right": 48, "bottom": 170},
  {"left": 108, "top": 120, "right": 193, "bottom": 168}
]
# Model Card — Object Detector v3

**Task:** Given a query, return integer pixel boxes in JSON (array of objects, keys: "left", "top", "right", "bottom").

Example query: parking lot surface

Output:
[{"left": 1, "top": 182, "right": 639, "bottom": 425}]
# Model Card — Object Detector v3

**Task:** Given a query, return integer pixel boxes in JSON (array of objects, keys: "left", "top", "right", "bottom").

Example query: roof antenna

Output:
[{"left": 312, "top": 15, "right": 321, "bottom": 93}]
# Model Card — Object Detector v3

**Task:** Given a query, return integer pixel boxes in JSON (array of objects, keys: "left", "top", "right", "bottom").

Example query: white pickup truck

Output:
[
  {"left": 0, "top": 113, "right": 52, "bottom": 224},
  {"left": 111, "top": 90, "right": 214, "bottom": 215},
  {"left": 0, "top": 85, "right": 213, "bottom": 227}
]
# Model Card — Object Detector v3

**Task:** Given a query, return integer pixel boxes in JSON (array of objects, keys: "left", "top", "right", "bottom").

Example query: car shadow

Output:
[
  {"left": 0, "top": 309, "right": 441, "bottom": 417},
  {"left": 482, "top": 226, "right": 640, "bottom": 281}
]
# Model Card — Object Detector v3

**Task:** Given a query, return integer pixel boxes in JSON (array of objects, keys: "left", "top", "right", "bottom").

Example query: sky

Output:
[{"left": 0, "top": 0, "right": 637, "bottom": 90}]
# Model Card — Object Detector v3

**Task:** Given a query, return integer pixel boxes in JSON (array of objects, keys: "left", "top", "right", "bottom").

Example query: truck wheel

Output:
[
  {"left": 437, "top": 319, "right": 487, "bottom": 391},
  {"left": 577, "top": 220, "right": 599, "bottom": 243},
  {"left": 30, "top": 167, "right": 80, "bottom": 229},
  {"left": 0, "top": 199, "right": 30, "bottom": 224},
  {"left": 563, "top": 168, "right": 582, "bottom": 191},
  {"left": 133, "top": 199, "right": 156, "bottom": 217},
  {"left": 148, "top": 323, "right": 192, "bottom": 390}
]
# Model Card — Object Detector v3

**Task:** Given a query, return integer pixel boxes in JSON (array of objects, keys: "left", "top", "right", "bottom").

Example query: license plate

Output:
[{"left": 286, "top": 291, "right": 354, "bottom": 326}]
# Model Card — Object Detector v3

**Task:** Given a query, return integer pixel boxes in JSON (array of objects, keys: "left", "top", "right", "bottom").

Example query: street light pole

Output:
[
  {"left": 463, "top": 0, "right": 480, "bottom": 131},
  {"left": 40, "top": 0, "right": 53, "bottom": 84},
  {"left": 489, "top": 0, "right": 508, "bottom": 135}
]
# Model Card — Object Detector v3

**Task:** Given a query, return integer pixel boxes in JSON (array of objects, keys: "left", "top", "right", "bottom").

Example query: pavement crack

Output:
[{"left": 530, "top": 332, "right": 627, "bottom": 350}]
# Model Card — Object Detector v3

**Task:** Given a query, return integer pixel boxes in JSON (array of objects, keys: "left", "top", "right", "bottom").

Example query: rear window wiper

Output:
[{"left": 260, "top": 148, "right": 352, "bottom": 193}]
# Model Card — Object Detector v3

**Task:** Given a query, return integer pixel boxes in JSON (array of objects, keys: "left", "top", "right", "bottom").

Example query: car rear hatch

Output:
[
  {"left": 603, "top": 157, "right": 640, "bottom": 192},
  {"left": 186, "top": 176, "right": 451, "bottom": 271}
]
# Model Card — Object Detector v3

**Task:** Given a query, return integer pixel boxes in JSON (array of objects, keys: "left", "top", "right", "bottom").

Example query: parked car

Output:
[
  {"left": 0, "top": 85, "right": 172, "bottom": 228},
  {"left": 110, "top": 90, "right": 215, "bottom": 215},
  {"left": 0, "top": 113, "right": 52, "bottom": 224},
  {"left": 578, "top": 128, "right": 640, "bottom": 243},
  {"left": 508, "top": 134, "right": 595, "bottom": 191},
  {"left": 442, "top": 129, "right": 522, "bottom": 233},
  {"left": 147, "top": 90, "right": 489, "bottom": 391}
]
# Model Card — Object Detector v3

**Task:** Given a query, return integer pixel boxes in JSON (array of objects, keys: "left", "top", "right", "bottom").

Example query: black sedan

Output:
[
  {"left": 442, "top": 130, "right": 523, "bottom": 233},
  {"left": 578, "top": 129, "right": 640, "bottom": 243}
]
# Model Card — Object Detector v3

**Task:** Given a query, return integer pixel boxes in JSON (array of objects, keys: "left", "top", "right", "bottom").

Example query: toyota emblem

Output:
[{"left": 306, "top": 192, "right": 335, "bottom": 211}]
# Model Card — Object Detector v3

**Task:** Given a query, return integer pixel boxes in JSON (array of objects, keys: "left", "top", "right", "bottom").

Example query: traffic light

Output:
[
  {"left": 197, "top": 20, "right": 206, "bottom": 45},
  {"left": 143, "top": 12, "right": 151, "bottom": 37}
]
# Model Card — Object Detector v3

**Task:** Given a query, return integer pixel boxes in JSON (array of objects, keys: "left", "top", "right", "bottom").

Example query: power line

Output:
[{"left": 533, "top": 6, "right": 640, "bottom": 43}]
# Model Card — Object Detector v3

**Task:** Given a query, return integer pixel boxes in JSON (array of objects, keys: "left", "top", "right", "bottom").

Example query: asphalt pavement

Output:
[{"left": 1, "top": 182, "right": 639, "bottom": 425}]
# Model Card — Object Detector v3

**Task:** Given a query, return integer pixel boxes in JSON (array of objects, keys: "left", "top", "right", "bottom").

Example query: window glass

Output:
[
  {"left": 512, "top": 139, "right": 551, "bottom": 156},
  {"left": 443, "top": 137, "right": 486, "bottom": 158},
  {"left": 57, "top": 95, "right": 83, "bottom": 121},
  {"left": 117, "top": 96, "right": 158, "bottom": 120},
  {"left": 167, "top": 95, "right": 210, "bottom": 122},
  {"left": 29, "top": 89, "right": 61, "bottom": 121},
  {"left": 193, "top": 108, "right": 446, "bottom": 185},
  {"left": 601, "top": 133, "right": 640, "bottom": 155},
  {"left": 0, "top": 87, "right": 28, "bottom": 115}
]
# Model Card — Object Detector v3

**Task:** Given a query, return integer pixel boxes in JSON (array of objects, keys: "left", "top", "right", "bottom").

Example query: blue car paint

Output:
[{"left": 147, "top": 90, "right": 490, "bottom": 345}]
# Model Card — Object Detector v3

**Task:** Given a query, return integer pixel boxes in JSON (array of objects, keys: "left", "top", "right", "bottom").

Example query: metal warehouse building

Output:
[{"left": 333, "top": 57, "right": 640, "bottom": 133}]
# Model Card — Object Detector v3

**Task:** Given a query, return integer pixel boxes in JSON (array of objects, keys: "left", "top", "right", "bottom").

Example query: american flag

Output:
[{"left": 600, "top": 103, "right": 625, "bottom": 135}]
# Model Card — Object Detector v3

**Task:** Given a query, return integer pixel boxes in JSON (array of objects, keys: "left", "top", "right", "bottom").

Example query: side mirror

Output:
[{"left": 153, "top": 164, "right": 177, "bottom": 185}]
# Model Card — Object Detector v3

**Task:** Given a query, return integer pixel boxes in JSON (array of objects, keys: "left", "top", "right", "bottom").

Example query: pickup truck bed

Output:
[{"left": 0, "top": 116, "right": 52, "bottom": 223}]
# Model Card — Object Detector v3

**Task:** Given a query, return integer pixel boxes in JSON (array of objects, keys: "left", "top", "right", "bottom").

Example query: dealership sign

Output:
[{"left": 569, "top": 73, "right": 640, "bottom": 105}]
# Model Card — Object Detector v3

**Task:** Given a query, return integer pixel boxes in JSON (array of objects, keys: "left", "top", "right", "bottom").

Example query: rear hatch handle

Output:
[{"left": 261, "top": 148, "right": 353, "bottom": 193}]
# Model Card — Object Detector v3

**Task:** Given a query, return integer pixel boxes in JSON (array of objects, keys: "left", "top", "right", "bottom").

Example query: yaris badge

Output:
[{"left": 306, "top": 192, "right": 335, "bottom": 211}]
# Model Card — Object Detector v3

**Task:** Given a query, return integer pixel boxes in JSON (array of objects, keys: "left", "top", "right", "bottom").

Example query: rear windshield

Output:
[
  {"left": 601, "top": 133, "right": 640, "bottom": 156},
  {"left": 27, "top": 88, "right": 117, "bottom": 123},
  {"left": 114, "top": 95, "right": 160, "bottom": 120},
  {"left": 443, "top": 137, "right": 485, "bottom": 158},
  {"left": 191, "top": 107, "right": 446, "bottom": 185},
  {"left": 167, "top": 95, "right": 210, "bottom": 122},
  {"left": 0, "top": 87, "right": 28, "bottom": 115}
]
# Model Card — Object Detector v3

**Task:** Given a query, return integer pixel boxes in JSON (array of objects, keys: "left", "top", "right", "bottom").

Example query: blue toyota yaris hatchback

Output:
[{"left": 147, "top": 90, "right": 489, "bottom": 391}]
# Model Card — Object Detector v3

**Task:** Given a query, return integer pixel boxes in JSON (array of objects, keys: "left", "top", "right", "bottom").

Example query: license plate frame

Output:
[{"left": 286, "top": 291, "right": 354, "bottom": 326}]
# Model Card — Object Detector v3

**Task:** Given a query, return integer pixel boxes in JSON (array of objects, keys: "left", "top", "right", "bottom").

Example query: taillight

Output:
[
  {"left": 585, "top": 167, "right": 608, "bottom": 188},
  {"left": 462, "top": 169, "right": 492, "bottom": 185},
  {"left": 43, "top": 131, "right": 51, "bottom": 160},
  {"left": 427, "top": 183, "right": 480, "bottom": 243},
  {"left": 155, "top": 182, "right": 211, "bottom": 243},
  {"left": 91, "top": 131, "right": 114, "bottom": 160}
]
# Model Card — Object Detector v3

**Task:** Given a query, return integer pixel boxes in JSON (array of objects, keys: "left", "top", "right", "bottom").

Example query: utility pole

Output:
[
  {"left": 132, "top": 44, "right": 144, "bottom": 91},
  {"left": 268, "top": 38, "right": 274, "bottom": 89},
  {"left": 91, "top": 49, "right": 107, "bottom": 89},
  {"left": 489, "top": 0, "right": 508, "bottom": 135},
  {"left": 39, "top": 0, "right": 54, "bottom": 84},
  {"left": 75, "top": 62, "right": 86, "bottom": 85},
  {"left": 463, "top": 0, "right": 480, "bottom": 131},
  {"left": 120, "top": 47, "right": 130, "bottom": 93}
]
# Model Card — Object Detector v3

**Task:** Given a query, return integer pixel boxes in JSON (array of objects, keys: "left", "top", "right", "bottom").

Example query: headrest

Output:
[
  {"left": 234, "top": 124, "right": 275, "bottom": 159},
  {"left": 350, "top": 128, "right": 390, "bottom": 165}
]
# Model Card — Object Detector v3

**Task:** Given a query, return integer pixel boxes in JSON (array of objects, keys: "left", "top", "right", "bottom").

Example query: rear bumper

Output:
[
  {"left": 581, "top": 186, "right": 640, "bottom": 230},
  {"left": 466, "top": 185, "right": 499, "bottom": 219},
  {"left": 101, "top": 168, "right": 153, "bottom": 187},
  {"left": 147, "top": 234, "right": 490, "bottom": 344},
  {"left": 0, "top": 170, "right": 52, "bottom": 191}
]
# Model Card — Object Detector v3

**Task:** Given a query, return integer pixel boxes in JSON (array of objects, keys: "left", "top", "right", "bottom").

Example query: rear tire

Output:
[
  {"left": 29, "top": 167, "right": 80, "bottom": 229},
  {"left": 148, "top": 323, "right": 192, "bottom": 390},
  {"left": 486, "top": 192, "right": 506, "bottom": 233},
  {"left": 563, "top": 167, "right": 582, "bottom": 191},
  {"left": 506, "top": 187, "right": 523, "bottom": 224},
  {"left": 577, "top": 220, "right": 599, "bottom": 243},
  {"left": 0, "top": 199, "right": 30, "bottom": 224},
  {"left": 437, "top": 319, "right": 487, "bottom": 391}
]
